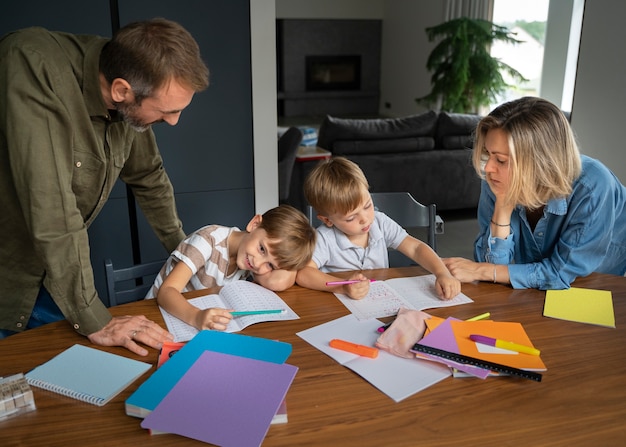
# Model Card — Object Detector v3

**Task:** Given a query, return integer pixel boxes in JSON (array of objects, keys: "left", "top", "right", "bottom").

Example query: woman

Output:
[{"left": 444, "top": 97, "right": 626, "bottom": 289}]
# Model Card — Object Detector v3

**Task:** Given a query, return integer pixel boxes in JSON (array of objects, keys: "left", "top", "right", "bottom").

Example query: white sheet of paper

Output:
[
  {"left": 334, "top": 275, "right": 473, "bottom": 320},
  {"left": 297, "top": 314, "right": 450, "bottom": 402}
]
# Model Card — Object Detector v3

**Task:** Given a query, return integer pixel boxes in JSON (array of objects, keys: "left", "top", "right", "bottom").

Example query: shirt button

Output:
[
  {"left": 19, "top": 315, "right": 26, "bottom": 320},
  {"left": 16, "top": 322, "right": 23, "bottom": 328},
  {"left": 538, "top": 232, "right": 544, "bottom": 236},
  {"left": 73, "top": 323, "right": 80, "bottom": 330},
  {"left": 76, "top": 161, "right": 82, "bottom": 168}
]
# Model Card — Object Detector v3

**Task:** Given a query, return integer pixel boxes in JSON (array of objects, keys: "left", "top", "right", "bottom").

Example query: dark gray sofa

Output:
[{"left": 316, "top": 111, "right": 482, "bottom": 211}]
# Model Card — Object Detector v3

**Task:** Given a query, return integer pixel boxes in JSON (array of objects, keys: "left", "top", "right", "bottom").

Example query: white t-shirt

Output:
[{"left": 312, "top": 211, "right": 408, "bottom": 272}]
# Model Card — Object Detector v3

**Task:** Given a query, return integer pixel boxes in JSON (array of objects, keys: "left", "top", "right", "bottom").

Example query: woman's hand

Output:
[{"left": 443, "top": 257, "right": 484, "bottom": 283}]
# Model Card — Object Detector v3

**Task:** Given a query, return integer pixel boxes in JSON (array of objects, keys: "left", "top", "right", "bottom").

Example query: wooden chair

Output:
[{"left": 104, "top": 258, "right": 165, "bottom": 307}]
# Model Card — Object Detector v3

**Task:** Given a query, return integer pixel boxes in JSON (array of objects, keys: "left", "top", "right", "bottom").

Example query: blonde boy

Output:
[
  {"left": 296, "top": 157, "right": 460, "bottom": 300},
  {"left": 150, "top": 205, "right": 315, "bottom": 331}
]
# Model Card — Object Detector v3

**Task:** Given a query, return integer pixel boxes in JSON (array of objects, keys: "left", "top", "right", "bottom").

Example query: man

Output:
[{"left": 0, "top": 18, "right": 210, "bottom": 355}]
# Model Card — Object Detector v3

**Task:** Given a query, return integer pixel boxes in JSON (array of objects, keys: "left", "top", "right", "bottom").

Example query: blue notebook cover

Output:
[
  {"left": 125, "top": 330, "right": 292, "bottom": 418},
  {"left": 141, "top": 350, "right": 298, "bottom": 446},
  {"left": 25, "top": 344, "right": 151, "bottom": 406}
]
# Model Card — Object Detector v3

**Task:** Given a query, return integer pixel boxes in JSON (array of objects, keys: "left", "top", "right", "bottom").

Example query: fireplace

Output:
[
  {"left": 305, "top": 55, "right": 361, "bottom": 91},
  {"left": 278, "top": 19, "right": 381, "bottom": 117}
]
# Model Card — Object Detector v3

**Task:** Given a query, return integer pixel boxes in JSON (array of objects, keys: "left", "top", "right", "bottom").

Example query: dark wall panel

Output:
[
  {"left": 118, "top": 0, "right": 254, "bottom": 195},
  {"left": 0, "top": 0, "right": 111, "bottom": 36}
]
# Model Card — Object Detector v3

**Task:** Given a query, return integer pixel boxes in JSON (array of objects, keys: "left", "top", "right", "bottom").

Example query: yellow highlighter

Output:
[
  {"left": 470, "top": 334, "right": 541, "bottom": 356},
  {"left": 466, "top": 312, "right": 490, "bottom": 321}
]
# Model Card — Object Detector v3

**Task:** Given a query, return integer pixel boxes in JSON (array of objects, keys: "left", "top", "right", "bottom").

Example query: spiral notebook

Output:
[{"left": 25, "top": 344, "right": 151, "bottom": 406}]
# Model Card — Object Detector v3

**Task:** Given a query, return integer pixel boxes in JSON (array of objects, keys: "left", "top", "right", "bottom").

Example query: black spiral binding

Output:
[{"left": 411, "top": 343, "right": 543, "bottom": 382}]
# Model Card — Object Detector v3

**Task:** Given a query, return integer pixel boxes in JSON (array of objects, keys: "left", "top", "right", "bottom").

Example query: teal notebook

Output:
[
  {"left": 25, "top": 344, "right": 151, "bottom": 406},
  {"left": 125, "top": 330, "right": 292, "bottom": 418}
]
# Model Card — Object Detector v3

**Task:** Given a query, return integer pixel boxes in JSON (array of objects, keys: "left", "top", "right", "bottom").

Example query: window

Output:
[
  {"left": 490, "top": 0, "right": 584, "bottom": 113},
  {"left": 490, "top": 0, "right": 550, "bottom": 109}
]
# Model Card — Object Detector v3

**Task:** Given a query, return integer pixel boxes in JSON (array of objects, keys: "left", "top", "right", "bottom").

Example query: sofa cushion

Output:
[
  {"left": 317, "top": 111, "right": 438, "bottom": 151},
  {"left": 333, "top": 137, "right": 435, "bottom": 155},
  {"left": 436, "top": 112, "right": 481, "bottom": 150}
]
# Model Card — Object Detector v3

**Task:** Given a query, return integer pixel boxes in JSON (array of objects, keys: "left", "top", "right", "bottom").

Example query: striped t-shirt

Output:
[{"left": 145, "top": 225, "right": 249, "bottom": 299}]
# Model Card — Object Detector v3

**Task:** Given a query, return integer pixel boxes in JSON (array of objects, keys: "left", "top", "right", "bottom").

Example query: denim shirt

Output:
[{"left": 474, "top": 155, "right": 626, "bottom": 289}]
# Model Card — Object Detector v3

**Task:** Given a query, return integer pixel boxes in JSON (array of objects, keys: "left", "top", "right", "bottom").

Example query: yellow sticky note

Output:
[{"left": 544, "top": 287, "right": 615, "bottom": 328}]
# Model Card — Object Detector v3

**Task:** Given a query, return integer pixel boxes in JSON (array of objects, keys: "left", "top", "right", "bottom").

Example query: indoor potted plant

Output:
[{"left": 416, "top": 17, "right": 528, "bottom": 114}]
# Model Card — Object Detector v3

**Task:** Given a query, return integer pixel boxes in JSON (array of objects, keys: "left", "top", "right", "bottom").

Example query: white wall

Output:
[
  {"left": 570, "top": 0, "right": 626, "bottom": 183},
  {"left": 379, "top": 0, "right": 446, "bottom": 117},
  {"left": 251, "top": 0, "right": 279, "bottom": 213}
]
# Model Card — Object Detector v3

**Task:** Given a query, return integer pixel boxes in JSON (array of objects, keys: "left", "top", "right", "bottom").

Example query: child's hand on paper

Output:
[
  {"left": 434, "top": 273, "right": 461, "bottom": 300},
  {"left": 195, "top": 308, "right": 233, "bottom": 331},
  {"left": 344, "top": 274, "right": 371, "bottom": 300}
]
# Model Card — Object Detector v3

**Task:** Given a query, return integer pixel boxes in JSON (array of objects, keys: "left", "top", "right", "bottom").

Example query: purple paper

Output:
[
  {"left": 414, "top": 317, "right": 490, "bottom": 379},
  {"left": 141, "top": 350, "right": 298, "bottom": 447}
]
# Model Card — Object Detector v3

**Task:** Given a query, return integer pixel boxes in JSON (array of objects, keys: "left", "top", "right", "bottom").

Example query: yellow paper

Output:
[{"left": 544, "top": 287, "right": 615, "bottom": 328}]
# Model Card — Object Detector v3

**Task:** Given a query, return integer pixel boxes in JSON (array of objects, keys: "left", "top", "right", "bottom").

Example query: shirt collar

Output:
[
  {"left": 82, "top": 38, "right": 114, "bottom": 120},
  {"left": 330, "top": 217, "right": 384, "bottom": 249},
  {"left": 517, "top": 196, "right": 567, "bottom": 216},
  {"left": 546, "top": 196, "right": 568, "bottom": 215}
]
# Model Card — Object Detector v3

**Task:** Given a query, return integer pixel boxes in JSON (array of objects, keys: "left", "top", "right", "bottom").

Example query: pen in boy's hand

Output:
[
  {"left": 230, "top": 309, "right": 285, "bottom": 316},
  {"left": 325, "top": 279, "right": 376, "bottom": 286}
]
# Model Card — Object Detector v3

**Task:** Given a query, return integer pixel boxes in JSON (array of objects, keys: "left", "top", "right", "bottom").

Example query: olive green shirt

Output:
[{"left": 0, "top": 28, "right": 186, "bottom": 335}]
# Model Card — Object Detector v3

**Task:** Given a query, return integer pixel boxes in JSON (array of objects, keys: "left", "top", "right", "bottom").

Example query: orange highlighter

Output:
[{"left": 329, "top": 339, "right": 379, "bottom": 358}]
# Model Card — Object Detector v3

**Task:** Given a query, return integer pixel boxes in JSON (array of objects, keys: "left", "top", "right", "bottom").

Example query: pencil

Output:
[
  {"left": 230, "top": 309, "right": 285, "bottom": 316},
  {"left": 326, "top": 279, "right": 376, "bottom": 286}
]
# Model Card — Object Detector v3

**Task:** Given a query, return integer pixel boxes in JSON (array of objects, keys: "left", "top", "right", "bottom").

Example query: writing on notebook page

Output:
[
  {"left": 334, "top": 274, "right": 473, "bottom": 320},
  {"left": 159, "top": 280, "right": 299, "bottom": 342}
]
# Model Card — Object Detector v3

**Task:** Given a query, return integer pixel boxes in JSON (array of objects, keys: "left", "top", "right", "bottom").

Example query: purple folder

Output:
[{"left": 141, "top": 350, "right": 298, "bottom": 447}]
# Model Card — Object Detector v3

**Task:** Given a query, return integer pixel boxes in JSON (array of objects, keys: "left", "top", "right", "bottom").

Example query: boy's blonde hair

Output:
[
  {"left": 259, "top": 205, "right": 316, "bottom": 270},
  {"left": 304, "top": 157, "right": 370, "bottom": 216},
  {"left": 472, "top": 97, "right": 581, "bottom": 209}
]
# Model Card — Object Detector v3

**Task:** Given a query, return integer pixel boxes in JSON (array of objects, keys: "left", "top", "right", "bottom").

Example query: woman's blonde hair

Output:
[
  {"left": 304, "top": 157, "right": 370, "bottom": 216},
  {"left": 472, "top": 97, "right": 581, "bottom": 209},
  {"left": 259, "top": 205, "right": 316, "bottom": 271}
]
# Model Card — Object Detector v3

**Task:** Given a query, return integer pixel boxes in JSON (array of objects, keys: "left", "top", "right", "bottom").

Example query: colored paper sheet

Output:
[
  {"left": 417, "top": 318, "right": 546, "bottom": 373},
  {"left": 418, "top": 317, "right": 491, "bottom": 378},
  {"left": 544, "top": 287, "right": 615, "bottom": 328},
  {"left": 141, "top": 350, "right": 298, "bottom": 447},
  {"left": 126, "top": 330, "right": 292, "bottom": 418},
  {"left": 450, "top": 320, "right": 546, "bottom": 371}
]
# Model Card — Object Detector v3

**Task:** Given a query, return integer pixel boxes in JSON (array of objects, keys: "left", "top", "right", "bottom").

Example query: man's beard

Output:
[{"left": 114, "top": 100, "right": 151, "bottom": 133}]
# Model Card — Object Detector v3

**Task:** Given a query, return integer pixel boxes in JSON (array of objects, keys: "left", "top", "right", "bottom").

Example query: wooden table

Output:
[{"left": 1, "top": 267, "right": 625, "bottom": 446}]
